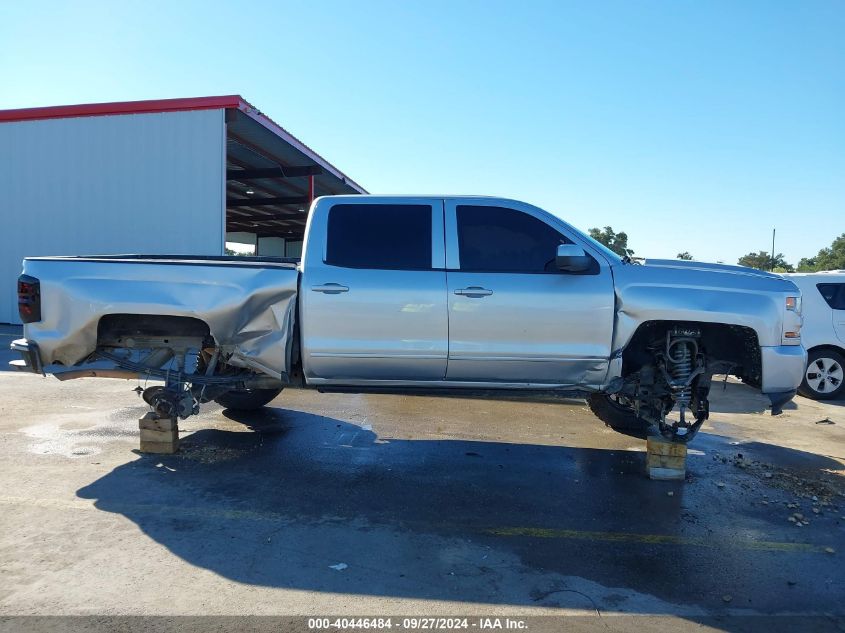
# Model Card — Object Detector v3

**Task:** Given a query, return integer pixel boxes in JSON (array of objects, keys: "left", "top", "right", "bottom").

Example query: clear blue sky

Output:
[{"left": 1, "top": 0, "right": 842, "bottom": 264}]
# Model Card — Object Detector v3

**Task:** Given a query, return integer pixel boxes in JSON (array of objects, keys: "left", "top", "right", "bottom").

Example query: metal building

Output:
[{"left": 0, "top": 95, "right": 366, "bottom": 324}]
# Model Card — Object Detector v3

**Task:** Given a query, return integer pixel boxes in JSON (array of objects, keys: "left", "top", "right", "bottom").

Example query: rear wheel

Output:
[
  {"left": 587, "top": 393, "right": 650, "bottom": 435},
  {"left": 214, "top": 388, "right": 283, "bottom": 411},
  {"left": 799, "top": 349, "right": 845, "bottom": 400}
]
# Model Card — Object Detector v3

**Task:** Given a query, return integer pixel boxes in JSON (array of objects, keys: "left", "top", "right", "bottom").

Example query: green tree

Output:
[
  {"left": 676, "top": 252, "right": 693, "bottom": 260},
  {"left": 798, "top": 256, "right": 817, "bottom": 272},
  {"left": 797, "top": 234, "right": 845, "bottom": 272},
  {"left": 737, "top": 251, "right": 794, "bottom": 272},
  {"left": 588, "top": 226, "right": 634, "bottom": 257}
]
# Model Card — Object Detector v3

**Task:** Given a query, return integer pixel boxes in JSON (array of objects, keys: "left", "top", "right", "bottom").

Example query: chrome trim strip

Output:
[
  {"left": 432, "top": 200, "right": 446, "bottom": 269},
  {"left": 307, "top": 377, "right": 579, "bottom": 389},
  {"left": 444, "top": 201, "right": 460, "bottom": 270}
]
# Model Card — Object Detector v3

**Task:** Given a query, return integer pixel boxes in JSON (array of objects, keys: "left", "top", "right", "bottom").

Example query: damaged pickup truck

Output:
[{"left": 11, "top": 195, "right": 806, "bottom": 442}]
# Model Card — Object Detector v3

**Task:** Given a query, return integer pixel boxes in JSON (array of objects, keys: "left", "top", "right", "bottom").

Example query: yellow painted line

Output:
[
  {"left": 0, "top": 495, "right": 830, "bottom": 554},
  {"left": 486, "top": 526, "right": 828, "bottom": 553}
]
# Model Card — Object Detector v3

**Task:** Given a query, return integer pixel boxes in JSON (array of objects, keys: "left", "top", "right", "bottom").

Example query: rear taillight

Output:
[{"left": 17, "top": 275, "right": 41, "bottom": 323}]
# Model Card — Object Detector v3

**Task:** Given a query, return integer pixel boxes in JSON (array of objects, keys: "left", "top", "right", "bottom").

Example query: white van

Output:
[{"left": 784, "top": 272, "right": 845, "bottom": 399}]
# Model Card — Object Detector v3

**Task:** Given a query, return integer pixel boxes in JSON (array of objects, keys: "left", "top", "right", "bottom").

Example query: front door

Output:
[{"left": 444, "top": 200, "right": 615, "bottom": 386}]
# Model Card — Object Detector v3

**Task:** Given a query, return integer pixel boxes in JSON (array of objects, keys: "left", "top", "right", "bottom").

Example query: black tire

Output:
[
  {"left": 798, "top": 349, "right": 845, "bottom": 400},
  {"left": 587, "top": 393, "right": 650, "bottom": 434},
  {"left": 214, "top": 388, "right": 283, "bottom": 411}
]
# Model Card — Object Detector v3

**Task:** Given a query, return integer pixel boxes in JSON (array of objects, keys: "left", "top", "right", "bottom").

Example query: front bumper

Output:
[
  {"left": 9, "top": 338, "right": 44, "bottom": 375},
  {"left": 760, "top": 344, "right": 806, "bottom": 414}
]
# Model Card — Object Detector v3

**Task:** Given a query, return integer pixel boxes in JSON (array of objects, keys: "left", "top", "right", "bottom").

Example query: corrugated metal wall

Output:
[{"left": 0, "top": 109, "right": 226, "bottom": 323}]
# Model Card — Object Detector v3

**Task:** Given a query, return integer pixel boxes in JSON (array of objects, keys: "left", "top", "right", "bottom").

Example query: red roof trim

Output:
[{"left": 0, "top": 95, "right": 244, "bottom": 123}]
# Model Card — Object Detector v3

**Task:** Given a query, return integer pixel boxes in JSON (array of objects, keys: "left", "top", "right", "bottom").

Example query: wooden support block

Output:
[
  {"left": 646, "top": 434, "right": 687, "bottom": 480},
  {"left": 138, "top": 413, "right": 179, "bottom": 454},
  {"left": 139, "top": 412, "right": 177, "bottom": 432},
  {"left": 647, "top": 453, "right": 686, "bottom": 470},
  {"left": 140, "top": 428, "right": 178, "bottom": 444},
  {"left": 646, "top": 436, "right": 688, "bottom": 458},
  {"left": 139, "top": 440, "right": 179, "bottom": 454}
]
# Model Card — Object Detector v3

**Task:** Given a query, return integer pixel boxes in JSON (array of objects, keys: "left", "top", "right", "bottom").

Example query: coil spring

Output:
[
  {"left": 670, "top": 343, "right": 692, "bottom": 378},
  {"left": 669, "top": 341, "right": 693, "bottom": 408}
]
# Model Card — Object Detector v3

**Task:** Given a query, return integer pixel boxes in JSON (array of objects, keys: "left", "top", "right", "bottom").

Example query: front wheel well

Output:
[{"left": 621, "top": 320, "right": 762, "bottom": 384}]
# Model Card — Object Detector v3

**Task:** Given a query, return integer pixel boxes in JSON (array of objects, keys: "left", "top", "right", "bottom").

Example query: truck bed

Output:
[{"left": 20, "top": 255, "right": 300, "bottom": 379}]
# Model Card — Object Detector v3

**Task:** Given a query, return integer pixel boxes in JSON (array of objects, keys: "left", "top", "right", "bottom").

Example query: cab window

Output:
[
  {"left": 456, "top": 205, "right": 585, "bottom": 273},
  {"left": 326, "top": 204, "right": 432, "bottom": 270}
]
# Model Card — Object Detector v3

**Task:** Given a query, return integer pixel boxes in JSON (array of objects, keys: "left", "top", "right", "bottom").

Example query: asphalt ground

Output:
[{"left": 1, "top": 324, "right": 843, "bottom": 631}]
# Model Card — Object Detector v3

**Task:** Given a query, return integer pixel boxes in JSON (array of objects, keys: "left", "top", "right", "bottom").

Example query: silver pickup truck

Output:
[{"left": 11, "top": 195, "right": 806, "bottom": 442}]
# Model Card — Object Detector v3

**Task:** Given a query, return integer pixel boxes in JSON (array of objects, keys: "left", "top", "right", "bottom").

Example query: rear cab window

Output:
[
  {"left": 326, "top": 204, "right": 432, "bottom": 270},
  {"left": 817, "top": 283, "right": 845, "bottom": 310}
]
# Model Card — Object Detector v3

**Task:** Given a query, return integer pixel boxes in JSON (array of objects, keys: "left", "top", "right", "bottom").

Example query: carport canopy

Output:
[{"left": 222, "top": 96, "right": 366, "bottom": 244}]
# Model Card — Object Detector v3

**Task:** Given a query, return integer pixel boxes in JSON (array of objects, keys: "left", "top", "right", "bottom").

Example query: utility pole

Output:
[{"left": 771, "top": 228, "right": 776, "bottom": 271}]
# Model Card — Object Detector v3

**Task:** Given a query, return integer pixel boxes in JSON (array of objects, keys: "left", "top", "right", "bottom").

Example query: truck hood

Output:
[
  {"left": 639, "top": 258, "right": 784, "bottom": 280},
  {"left": 615, "top": 258, "right": 798, "bottom": 296}
]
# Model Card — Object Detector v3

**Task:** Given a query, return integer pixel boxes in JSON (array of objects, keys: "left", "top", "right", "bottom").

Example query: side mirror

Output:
[{"left": 556, "top": 244, "right": 592, "bottom": 272}]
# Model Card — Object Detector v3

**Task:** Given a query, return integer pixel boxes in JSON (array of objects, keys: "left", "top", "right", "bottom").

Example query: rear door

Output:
[
  {"left": 300, "top": 198, "right": 448, "bottom": 383},
  {"left": 444, "top": 199, "right": 615, "bottom": 385}
]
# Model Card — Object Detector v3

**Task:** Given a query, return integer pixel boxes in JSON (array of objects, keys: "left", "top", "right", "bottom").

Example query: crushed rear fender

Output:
[{"left": 20, "top": 257, "right": 299, "bottom": 381}]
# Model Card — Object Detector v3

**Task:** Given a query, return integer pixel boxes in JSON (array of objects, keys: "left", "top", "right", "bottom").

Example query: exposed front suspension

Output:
[{"left": 625, "top": 327, "right": 713, "bottom": 443}]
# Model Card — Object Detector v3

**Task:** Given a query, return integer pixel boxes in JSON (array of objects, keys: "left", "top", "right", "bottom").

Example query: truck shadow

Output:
[
  {"left": 706, "top": 380, "right": 799, "bottom": 414},
  {"left": 76, "top": 407, "right": 845, "bottom": 614}
]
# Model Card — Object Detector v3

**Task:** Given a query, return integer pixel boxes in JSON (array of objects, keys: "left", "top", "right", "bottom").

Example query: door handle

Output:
[
  {"left": 311, "top": 283, "right": 349, "bottom": 294},
  {"left": 454, "top": 286, "right": 493, "bottom": 298}
]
